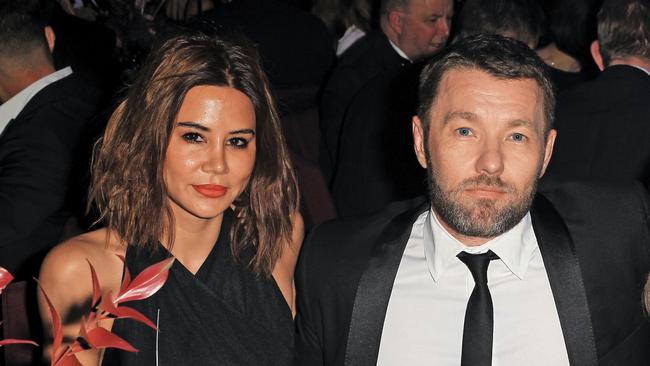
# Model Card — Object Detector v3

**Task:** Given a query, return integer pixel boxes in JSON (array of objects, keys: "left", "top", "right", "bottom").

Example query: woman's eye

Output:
[
  {"left": 456, "top": 127, "right": 472, "bottom": 137},
  {"left": 510, "top": 133, "right": 527, "bottom": 142},
  {"left": 227, "top": 137, "right": 248, "bottom": 148},
  {"left": 182, "top": 132, "right": 205, "bottom": 143}
]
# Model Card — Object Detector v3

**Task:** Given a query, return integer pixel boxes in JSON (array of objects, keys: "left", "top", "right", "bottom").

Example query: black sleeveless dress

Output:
[{"left": 102, "top": 210, "right": 294, "bottom": 365}]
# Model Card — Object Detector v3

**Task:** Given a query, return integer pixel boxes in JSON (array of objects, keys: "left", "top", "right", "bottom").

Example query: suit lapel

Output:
[
  {"left": 531, "top": 194, "right": 598, "bottom": 366},
  {"left": 344, "top": 202, "right": 428, "bottom": 366}
]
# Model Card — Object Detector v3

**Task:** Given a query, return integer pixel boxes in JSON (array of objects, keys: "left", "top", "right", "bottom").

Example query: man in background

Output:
[
  {"left": 542, "top": 0, "right": 650, "bottom": 189},
  {"left": 319, "top": 0, "right": 453, "bottom": 177},
  {"left": 0, "top": 0, "right": 102, "bottom": 279}
]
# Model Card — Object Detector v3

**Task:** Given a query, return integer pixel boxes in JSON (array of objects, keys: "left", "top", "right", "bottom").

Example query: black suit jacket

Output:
[
  {"left": 0, "top": 73, "right": 102, "bottom": 278},
  {"left": 542, "top": 65, "right": 650, "bottom": 190},
  {"left": 319, "top": 31, "right": 408, "bottom": 181},
  {"left": 330, "top": 62, "right": 425, "bottom": 218},
  {"left": 295, "top": 182, "right": 650, "bottom": 365}
]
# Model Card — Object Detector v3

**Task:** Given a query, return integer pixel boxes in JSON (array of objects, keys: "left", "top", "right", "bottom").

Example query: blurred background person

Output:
[
  {"left": 536, "top": 0, "right": 602, "bottom": 91},
  {"left": 454, "top": 0, "right": 545, "bottom": 49},
  {"left": 542, "top": 0, "right": 650, "bottom": 190}
]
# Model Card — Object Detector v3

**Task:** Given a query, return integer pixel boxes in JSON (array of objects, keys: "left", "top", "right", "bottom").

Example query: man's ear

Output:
[
  {"left": 539, "top": 129, "right": 557, "bottom": 178},
  {"left": 412, "top": 116, "right": 428, "bottom": 169},
  {"left": 388, "top": 10, "right": 404, "bottom": 35},
  {"left": 44, "top": 26, "right": 56, "bottom": 53},
  {"left": 590, "top": 40, "right": 605, "bottom": 71}
]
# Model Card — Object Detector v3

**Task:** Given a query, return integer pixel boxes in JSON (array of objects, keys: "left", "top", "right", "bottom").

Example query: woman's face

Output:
[{"left": 164, "top": 85, "right": 256, "bottom": 222}]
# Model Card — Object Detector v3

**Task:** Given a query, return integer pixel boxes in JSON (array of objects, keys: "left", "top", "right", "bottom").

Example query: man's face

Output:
[
  {"left": 395, "top": 0, "right": 453, "bottom": 60},
  {"left": 412, "top": 68, "right": 556, "bottom": 245}
]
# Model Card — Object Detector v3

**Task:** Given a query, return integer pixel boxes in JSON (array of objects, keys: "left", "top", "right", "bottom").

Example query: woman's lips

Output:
[{"left": 192, "top": 184, "right": 227, "bottom": 198}]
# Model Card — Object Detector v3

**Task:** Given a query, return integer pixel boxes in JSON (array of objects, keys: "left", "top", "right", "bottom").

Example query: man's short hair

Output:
[
  {"left": 380, "top": 0, "right": 408, "bottom": 16},
  {"left": 455, "top": 0, "right": 545, "bottom": 48},
  {"left": 417, "top": 34, "right": 555, "bottom": 136},
  {"left": 0, "top": 0, "right": 51, "bottom": 58},
  {"left": 597, "top": 0, "right": 650, "bottom": 65}
]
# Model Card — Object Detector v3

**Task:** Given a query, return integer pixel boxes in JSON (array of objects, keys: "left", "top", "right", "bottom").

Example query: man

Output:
[
  {"left": 0, "top": 1, "right": 103, "bottom": 279},
  {"left": 542, "top": 0, "right": 650, "bottom": 189},
  {"left": 319, "top": 0, "right": 453, "bottom": 183},
  {"left": 296, "top": 34, "right": 650, "bottom": 365}
]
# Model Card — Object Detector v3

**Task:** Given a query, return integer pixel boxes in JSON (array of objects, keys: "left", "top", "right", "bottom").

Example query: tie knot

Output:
[{"left": 457, "top": 250, "right": 499, "bottom": 285}]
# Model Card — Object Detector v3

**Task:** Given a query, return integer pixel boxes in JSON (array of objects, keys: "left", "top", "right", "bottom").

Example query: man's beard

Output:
[{"left": 425, "top": 150, "right": 539, "bottom": 239}]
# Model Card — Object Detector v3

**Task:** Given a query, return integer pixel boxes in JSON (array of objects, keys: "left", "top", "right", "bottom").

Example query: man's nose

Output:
[
  {"left": 438, "top": 17, "right": 451, "bottom": 38},
  {"left": 475, "top": 140, "right": 504, "bottom": 176}
]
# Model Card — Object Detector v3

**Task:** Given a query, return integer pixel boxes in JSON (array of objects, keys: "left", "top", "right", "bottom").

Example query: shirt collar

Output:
[
  {"left": 0, "top": 67, "right": 72, "bottom": 135},
  {"left": 387, "top": 39, "right": 412, "bottom": 63},
  {"left": 423, "top": 209, "right": 538, "bottom": 282},
  {"left": 628, "top": 64, "right": 650, "bottom": 76}
]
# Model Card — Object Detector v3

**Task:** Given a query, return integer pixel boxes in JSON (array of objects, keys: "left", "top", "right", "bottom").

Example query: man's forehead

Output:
[{"left": 429, "top": 67, "right": 545, "bottom": 123}]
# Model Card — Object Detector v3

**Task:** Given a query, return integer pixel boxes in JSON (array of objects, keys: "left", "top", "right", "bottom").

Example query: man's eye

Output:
[
  {"left": 227, "top": 137, "right": 248, "bottom": 148},
  {"left": 182, "top": 132, "right": 204, "bottom": 143},
  {"left": 510, "top": 133, "right": 527, "bottom": 142},
  {"left": 456, "top": 128, "right": 472, "bottom": 137}
]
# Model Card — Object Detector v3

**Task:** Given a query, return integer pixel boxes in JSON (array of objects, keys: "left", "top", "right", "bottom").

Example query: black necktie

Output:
[{"left": 457, "top": 250, "right": 500, "bottom": 366}]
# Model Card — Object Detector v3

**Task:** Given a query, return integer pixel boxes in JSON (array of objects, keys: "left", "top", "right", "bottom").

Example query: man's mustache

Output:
[{"left": 458, "top": 175, "right": 515, "bottom": 193}]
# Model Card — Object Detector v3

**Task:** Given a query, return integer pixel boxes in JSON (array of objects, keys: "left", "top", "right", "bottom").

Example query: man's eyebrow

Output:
[
  {"left": 177, "top": 121, "right": 210, "bottom": 132},
  {"left": 508, "top": 119, "right": 533, "bottom": 128},
  {"left": 229, "top": 129, "right": 255, "bottom": 136},
  {"left": 443, "top": 111, "right": 477, "bottom": 124}
]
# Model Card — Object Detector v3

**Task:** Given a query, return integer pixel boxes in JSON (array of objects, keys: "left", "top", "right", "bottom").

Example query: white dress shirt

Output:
[
  {"left": 377, "top": 210, "right": 570, "bottom": 365},
  {"left": 0, "top": 67, "right": 72, "bottom": 136}
]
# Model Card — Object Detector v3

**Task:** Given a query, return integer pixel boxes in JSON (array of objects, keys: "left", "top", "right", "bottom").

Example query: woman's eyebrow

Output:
[
  {"left": 229, "top": 129, "right": 256, "bottom": 135},
  {"left": 177, "top": 121, "right": 210, "bottom": 132}
]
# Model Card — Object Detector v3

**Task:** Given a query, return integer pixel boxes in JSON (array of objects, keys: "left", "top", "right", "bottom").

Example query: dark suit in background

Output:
[
  {"left": 296, "top": 182, "right": 650, "bottom": 365},
  {"left": 319, "top": 31, "right": 408, "bottom": 181},
  {"left": 194, "top": 0, "right": 333, "bottom": 91},
  {"left": 0, "top": 74, "right": 103, "bottom": 279},
  {"left": 331, "top": 62, "right": 425, "bottom": 218},
  {"left": 542, "top": 65, "right": 650, "bottom": 189}
]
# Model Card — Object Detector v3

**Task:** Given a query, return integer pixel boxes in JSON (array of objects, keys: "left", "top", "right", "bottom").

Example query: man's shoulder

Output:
[
  {"left": 14, "top": 74, "right": 102, "bottom": 127},
  {"left": 330, "top": 31, "right": 402, "bottom": 79},
  {"left": 303, "top": 197, "right": 428, "bottom": 261},
  {"left": 538, "top": 180, "right": 650, "bottom": 223},
  {"left": 558, "top": 65, "right": 650, "bottom": 108}
]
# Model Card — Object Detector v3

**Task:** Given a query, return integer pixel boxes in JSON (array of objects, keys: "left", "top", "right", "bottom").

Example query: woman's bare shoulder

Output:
[{"left": 39, "top": 228, "right": 126, "bottom": 296}]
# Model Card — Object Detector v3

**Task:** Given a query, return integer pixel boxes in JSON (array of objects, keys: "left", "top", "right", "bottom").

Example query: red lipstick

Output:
[{"left": 192, "top": 184, "right": 227, "bottom": 198}]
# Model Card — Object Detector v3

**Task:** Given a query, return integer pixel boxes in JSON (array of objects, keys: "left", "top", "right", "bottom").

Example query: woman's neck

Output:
[{"left": 163, "top": 206, "right": 225, "bottom": 274}]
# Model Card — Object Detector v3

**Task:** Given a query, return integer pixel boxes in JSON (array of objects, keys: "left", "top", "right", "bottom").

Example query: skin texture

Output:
[
  {"left": 412, "top": 68, "right": 556, "bottom": 246},
  {"left": 389, "top": 0, "right": 454, "bottom": 60},
  {"left": 38, "top": 85, "right": 304, "bottom": 365}
]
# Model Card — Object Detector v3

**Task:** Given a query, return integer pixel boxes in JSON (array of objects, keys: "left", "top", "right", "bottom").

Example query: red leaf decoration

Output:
[
  {"left": 0, "top": 339, "right": 39, "bottom": 347},
  {"left": 113, "top": 258, "right": 174, "bottom": 304},
  {"left": 57, "top": 353, "right": 84, "bottom": 366},
  {"left": 96, "top": 292, "right": 156, "bottom": 330},
  {"left": 0, "top": 267, "right": 14, "bottom": 295},
  {"left": 35, "top": 279, "right": 63, "bottom": 364},
  {"left": 86, "top": 260, "right": 102, "bottom": 309},
  {"left": 116, "top": 255, "right": 132, "bottom": 294},
  {"left": 111, "top": 305, "right": 157, "bottom": 330},
  {"left": 85, "top": 327, "right": 137, "bottom": 352}
]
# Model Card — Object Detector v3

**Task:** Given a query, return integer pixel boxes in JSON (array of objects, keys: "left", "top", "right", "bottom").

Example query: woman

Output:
[{"left": 38, "top": 32, "right": 303, "bottom": 365}]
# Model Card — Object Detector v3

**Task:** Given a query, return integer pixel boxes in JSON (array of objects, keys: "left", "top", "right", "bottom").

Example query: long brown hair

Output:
[{"left": 90, "top": 32, "right": 299, "bottom": 276}]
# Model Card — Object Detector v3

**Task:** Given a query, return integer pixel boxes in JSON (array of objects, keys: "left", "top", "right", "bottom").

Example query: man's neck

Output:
[
  {"left": 0, "top": 63, "right": 56, "bottom": 102},
  {"left": 609, "top": 56, "right": 650, "bottom": 74}
]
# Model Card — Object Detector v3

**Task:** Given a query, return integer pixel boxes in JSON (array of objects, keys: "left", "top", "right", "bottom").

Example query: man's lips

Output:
[
  {"left": 192, "top": 184, "right": 227, "bottom": 198},
  {"left": 465, "top": 186, "right": 507, "bottom": 198}
]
